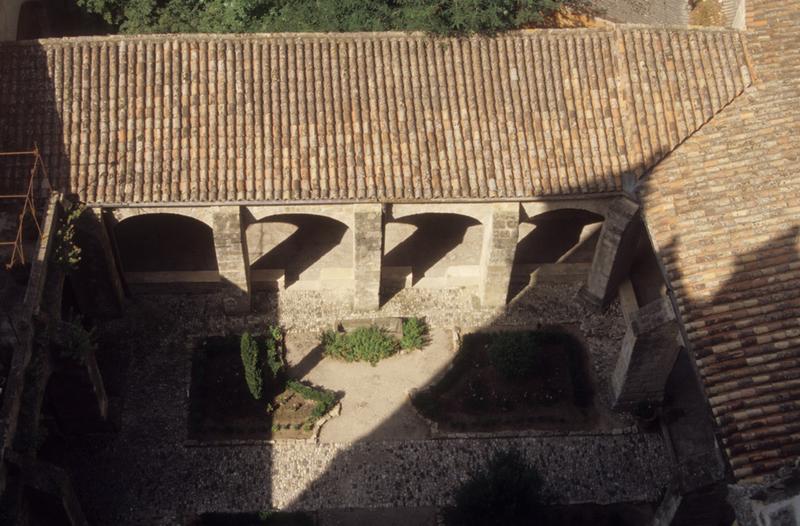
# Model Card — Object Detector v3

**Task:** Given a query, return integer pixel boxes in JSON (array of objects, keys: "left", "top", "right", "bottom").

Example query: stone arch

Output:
[
  {"left": 111, "top": 207, "right": 214, "bottom": 230},
  {"left": 389, "top": 203, "right": 488, "bottom": 225},
  {"left": 382, "top": 212, "right": 484, "bottom": 302},
  {"left": 246, "top": 213, "right": 353, "bottom": 290},
  {"left": 509, "top": 208, "right": 604, "bottom": 299},
  {"left": 113, "top": 213, "right": 219, "bottom": 285},
  {"left": 246, "top": 205, "right": 354, "bottom": 230},
  {"left": 520, "top": 199, "right": 612, "bottom": 220}
]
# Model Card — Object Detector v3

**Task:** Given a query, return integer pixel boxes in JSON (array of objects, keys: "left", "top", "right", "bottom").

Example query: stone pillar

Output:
[
  {"left": 581, "top": 196, "right": 641, "bottom": 310},
  {"left": 211, "top": 207, "right": 251, "bottom": 314},
  {"left": 352, "top": 204, "right": 383, "bottom": 311},
  {"left": 612, "top": 296, "right": 681, "bottom": 409},
  {"left": 479, "top": 202, "right": 520, "bottom": 308}
]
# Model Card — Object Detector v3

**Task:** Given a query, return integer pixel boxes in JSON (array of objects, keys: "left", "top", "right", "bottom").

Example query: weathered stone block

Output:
[
  {"left": 211, "top": 206, "right": 251, "bottom": 314},
  {"left": 479, "top": 202, "right": 520, "bottom": 308},
  {"left": 581, "top": 196, "right": 641, "bottom": 310},
  {"left": 612, "top": 296, "right": 681, "bottom": 409},
  {"left": 353, "top": 204, "right": 383, "bottom": 311}
]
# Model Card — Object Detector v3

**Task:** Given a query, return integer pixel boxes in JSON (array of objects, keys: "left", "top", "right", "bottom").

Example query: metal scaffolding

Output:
[{"left": 0, "top": 146, "right": 51, "bottom": 269}]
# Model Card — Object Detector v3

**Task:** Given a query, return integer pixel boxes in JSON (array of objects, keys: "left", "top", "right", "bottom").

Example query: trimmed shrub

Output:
[
  {"left": 287, "top": 380, "right": 337, "bottom": 420},
  {"left": 240, "top": 327, "right": 286, "bottom": 400},
  {"left": 400, "top": 317, "right": 429, "bottom": 350},
  {"left": 240, "top": 332, "right": 264, "bottom": 400},
  {"left": 321, "top": 326, "right": 400, "bottom": 366},
  {"left": 487, "top": 332, "right": 547, "bottom": 380},
  {"left": 444, "top": 449, "right": 543, "bottom": 526},
  {"left": 265, "top": 325, "right": 285, "bottom": 379}
]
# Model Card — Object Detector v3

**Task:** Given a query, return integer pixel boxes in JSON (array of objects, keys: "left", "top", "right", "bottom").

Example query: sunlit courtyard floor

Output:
[{"left": 285, "top": 328, "right": 454, "bottom": 442}]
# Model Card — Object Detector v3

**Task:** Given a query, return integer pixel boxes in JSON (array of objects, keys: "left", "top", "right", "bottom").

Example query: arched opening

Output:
[
  {"left": 382, "top": 213, "right": 483, "bottom": 301},
  {"left": 509, "top": 209, "right": 603, "bottom": 299},
  {"left": 247, "top": 214, "right": 352, "bottom": 290},
  {"left": 114, "top": 214, "right": 218, "bottom": 285}
]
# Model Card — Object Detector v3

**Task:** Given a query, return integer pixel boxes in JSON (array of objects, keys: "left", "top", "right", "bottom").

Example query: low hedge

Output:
[
  {"left": 321, "top": 326, "right": 400, "bottom": 366},
  {"left": 287, "top": 379, "right": 337, "bottom": 420}
]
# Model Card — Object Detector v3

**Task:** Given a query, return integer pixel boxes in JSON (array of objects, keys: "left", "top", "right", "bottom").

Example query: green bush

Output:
[
  {"left": 321, "top": 326, "right": 400, "bottom": 366},
  {"left": 444, "top": 449, "right": 543, "bottom": 526},
  {"left": 400, "top": 317, "right": 429, "bottom": 350},
  {"left": 265, "top": 325, "right": 285, "bottom": 379},
  {"left": 287, "top": 379, "right": 337, "bottom": 419},
  {"left": 487, "top": 332, "right": 547, "bottom": 380},
  {"left": 53, "top": 317, "right": 96, "bottom": 364},
  {"left": 240, "top": 332, "right": 264, "bottom": 400},
  {"left": 76, "top": 0, "right": 562, "bottom": 35},
  {"left": 240, "top": 327, "right": 286, "bottom": 400}
]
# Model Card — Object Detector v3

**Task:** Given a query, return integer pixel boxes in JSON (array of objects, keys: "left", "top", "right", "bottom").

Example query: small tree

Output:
[
  {"left": 265, "top": 325, "right": 285, "bottom": 379},
  {"left": 240, "top": 331, "right": 264, "bottom": 400},
  {"left": 444, "top": 449, "right": 543, "bottom": 526}
]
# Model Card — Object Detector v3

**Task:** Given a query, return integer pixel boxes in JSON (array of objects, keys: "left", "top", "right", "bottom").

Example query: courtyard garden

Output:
[
  {"left": 412, "top": 328, "right": 597, "bottom": 432},
  {"left": 188, "top": 317, "right": 430, "bottom": 441},
  {"left": 189, "top": 327, "right": 337, "bottom": 440}
]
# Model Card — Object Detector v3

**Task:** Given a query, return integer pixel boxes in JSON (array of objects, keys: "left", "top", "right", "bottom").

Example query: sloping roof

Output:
[
  {"left": 640, "top": 0, "right": 800, "bottom": 483},
  {"left": 0, "top": 28, "right": 749, "bottom": 204}
]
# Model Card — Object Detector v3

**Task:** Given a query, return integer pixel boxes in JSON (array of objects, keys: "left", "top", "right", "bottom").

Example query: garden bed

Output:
[
  {"left": 412, "top": 328, "right": 596, "bottom": 432},
  {"left": 189, "top": 336, "right": 335, "bottom": 440}
]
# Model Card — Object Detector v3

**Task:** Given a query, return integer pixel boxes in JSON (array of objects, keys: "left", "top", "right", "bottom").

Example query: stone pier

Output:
[
  {"left": 479, "top": 203, "right": 520, "bottom": 308},
  {"left": 211, "top": 207, "right": 252, "bottom": 314},
  {"left": 612, "top": 289, "right": 681, "bottom": 409},
  {"left": 581, "top": 196, "right": 641, "bottom": 310},
  {"left": 352, "top": 204, "right": 383, "bottom": 311}
]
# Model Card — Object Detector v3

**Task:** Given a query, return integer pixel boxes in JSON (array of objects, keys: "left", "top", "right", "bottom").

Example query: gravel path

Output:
[{"left": 67, "top": 433, "right": 670, "bottom": 525}]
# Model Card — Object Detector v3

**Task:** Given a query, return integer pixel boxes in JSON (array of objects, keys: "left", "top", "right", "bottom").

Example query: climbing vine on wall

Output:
[{"left": 53, "top": 203, "right": 85, "bottom": 272}]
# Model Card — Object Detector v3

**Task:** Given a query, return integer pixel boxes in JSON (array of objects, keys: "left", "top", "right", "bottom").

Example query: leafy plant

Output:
[
  {"left": 52, "top": 316, "right": 96, "bottom": 364},
  {"left": 265, "top": 325, "right": 285, "bottom": 379},
  {"left": 53, "top": 203, "right": 85, "bottom": 272},
  {"left": 321, "top": 326, "right": 400, "bottom": 366},
  {"left": 240, "top": 332, "right": 264, "bottom": 400},
  {"left": 444, "top": 449, "right": 543, "bottom": 526},
  {"left": 400, "top": 317, "right": 429, "bottom": 350},
  {"left": 287, "top": 379, "right": 336, "bottom": 419}
]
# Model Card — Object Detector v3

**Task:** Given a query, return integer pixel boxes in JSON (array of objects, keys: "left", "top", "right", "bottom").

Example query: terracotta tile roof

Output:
[
  {"left": 0, "top": 28, "right": 749, "bottom": 204},
  {"left": 640, "top": 0, "right": 800, "bottom": 483}
]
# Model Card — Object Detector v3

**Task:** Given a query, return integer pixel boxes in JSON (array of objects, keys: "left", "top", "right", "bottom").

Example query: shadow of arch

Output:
[
  {"left": 509, "top": 209, "right": 603, "bottom": 300},
  {"left": 114, "top": 214, "right": 218, "bottom": 272},
  {"left": 248, "top": 214, "right": 350, "bottom": 288},
  {"left": 382, "top": 213, "right": 482, "bottom": 304}
]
